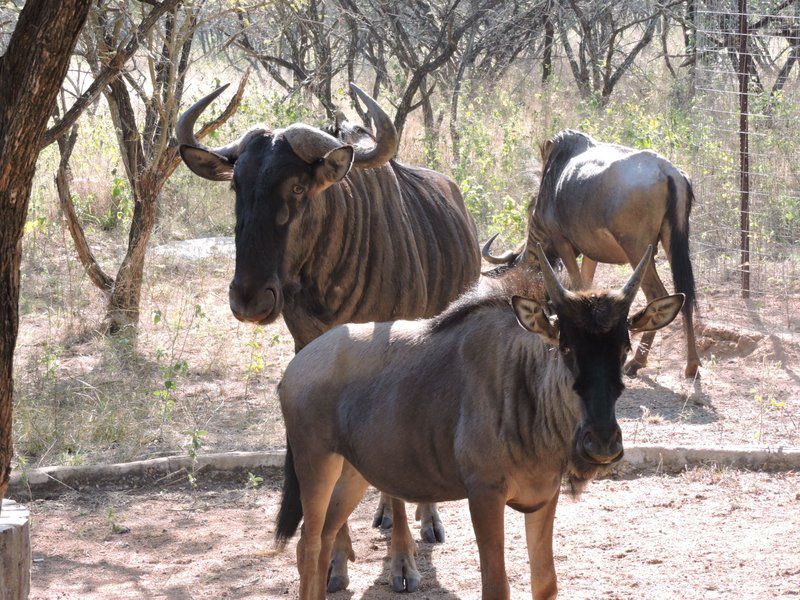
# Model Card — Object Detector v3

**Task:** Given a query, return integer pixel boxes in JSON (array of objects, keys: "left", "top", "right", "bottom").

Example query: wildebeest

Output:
[
  {"left": 275, "top": 244, "right": 684, "bottom": 599},
  {"left": 177, "top": 84, "right": 481, "bottom": 592},
  {"left": 484, "top": 129, "right": 700, "bottom": 378}
]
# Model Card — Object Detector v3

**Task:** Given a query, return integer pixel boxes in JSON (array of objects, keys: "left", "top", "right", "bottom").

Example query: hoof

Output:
[
  {"left": 390, "top": 572, "right": 421, "bottom": 592},
  {"left": 623, "top": 359, "right": 643, "bottom": 378},
  {"left": 327, "top": 574, "right": 349, "bottom": 593},
  {"left": 372, "top": 506, "right": 393, "bottom": 530},
  {"left": 390, "top": 576, "right": 406, "bottom": 593},
  {"left": 420, "top": 523, "right": 445, "bottom": 543}
]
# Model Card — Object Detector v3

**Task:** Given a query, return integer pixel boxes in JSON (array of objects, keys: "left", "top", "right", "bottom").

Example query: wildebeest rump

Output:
[
  {"left": 177, "top": 84, "right": 481, "bottom": 592},
  {"left": 275, "top": 245, "right": 684, "bottom": 599},
  {"left": 484, "top": 129, "right": 700, "bottom": 378}
]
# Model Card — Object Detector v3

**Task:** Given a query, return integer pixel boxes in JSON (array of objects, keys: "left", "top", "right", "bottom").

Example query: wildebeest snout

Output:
[
  {"left": 578, "top": 423, "right": 623, "bottom": 464},
  {"left": 229, "top": 277, "right": 282, "bottom": 324}
]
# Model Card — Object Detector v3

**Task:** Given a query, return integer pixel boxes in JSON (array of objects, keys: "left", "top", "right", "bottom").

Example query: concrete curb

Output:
[
  {"left": 8, "top": 450, "right": 285, "bottom": 499},
  {"left": 618, "top": 443, "right": 800, "bottom": 473},
  {"left": 8, "top": 444, "right": 799, "bottom": 500}
]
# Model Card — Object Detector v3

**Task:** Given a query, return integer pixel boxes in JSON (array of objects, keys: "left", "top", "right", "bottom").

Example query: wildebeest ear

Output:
[
  {"left": 628, "top": 294, "right": 685, "bottom": 333},
  {"left": 511, "top": 296, "right": 559, "bottom": 345},
  {"left": 180, "top": 145, "right": 234, "bottom": 181},
  {"left": 315, "top": 146, "right": 354, "bottom": 188}
]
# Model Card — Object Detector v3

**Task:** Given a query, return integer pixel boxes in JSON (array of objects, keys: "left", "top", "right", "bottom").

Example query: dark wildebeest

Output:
[
  {"left": 177, "top": 84, "right": 481, "bottom": 592},
  {"left": 483, "top": 129, "right": 700, "bottom": 378},
  {"left": 275, "top": 244, "right": 684, "bottom": 599}
]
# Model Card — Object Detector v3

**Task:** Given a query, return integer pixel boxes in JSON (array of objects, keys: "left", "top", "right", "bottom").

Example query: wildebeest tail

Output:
[
  {"left": 276, "top": 442, "right": 302, "bottom": 547},
  {"left": 665, "top": 174, "right": 697, "bottom": 313}
]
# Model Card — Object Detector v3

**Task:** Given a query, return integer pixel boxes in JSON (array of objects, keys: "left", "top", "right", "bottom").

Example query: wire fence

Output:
[{"left": 692, "top": 0, "right": 800, "bottom": 333}]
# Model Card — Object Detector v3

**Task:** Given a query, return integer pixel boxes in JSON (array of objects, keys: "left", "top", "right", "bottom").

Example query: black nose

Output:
[
  {"left": 229, "top": 279, "right": 280, "bottom": 323},
  {"left": 580, "top": 424, "right": 623, "bottom": 464}
]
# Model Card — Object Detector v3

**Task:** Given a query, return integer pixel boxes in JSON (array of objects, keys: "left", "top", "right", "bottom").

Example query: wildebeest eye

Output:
[
  {"left": 560, "top": 345, "right": 571, "bottom": 356},
  {"left": 292, "top": 184, "right": 305, "bottom": 195}
]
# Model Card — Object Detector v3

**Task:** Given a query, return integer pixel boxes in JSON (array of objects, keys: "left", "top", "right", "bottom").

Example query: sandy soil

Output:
[{"left": 28, "top": 469, "right": 800, "bottom": 599}]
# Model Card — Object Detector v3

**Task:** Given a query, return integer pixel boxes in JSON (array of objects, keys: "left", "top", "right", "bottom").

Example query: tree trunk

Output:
[
  {"left": 0, "top": 0, "right": 92, "bottom": 507},
  {"left": 542, "top": 0, "right": 554, "bottom": 83},
  {"left": 104, "top": 182, "right": 159, "bottom": 333}
]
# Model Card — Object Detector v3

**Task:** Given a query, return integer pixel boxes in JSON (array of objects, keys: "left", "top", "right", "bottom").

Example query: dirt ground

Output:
[{"left": 28, "top": 468, "right": 800, "bottom": 599}]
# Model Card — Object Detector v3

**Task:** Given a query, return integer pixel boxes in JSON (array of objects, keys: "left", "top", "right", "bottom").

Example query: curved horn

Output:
[
  {"left": 349, "top": 83, "right": 398, "bottom": 168},
  {"left": 482, "top": 233, "right": 517, "bottom": 264},
  {"left": 621, "top": 245, "right": 653, "bottom": 305},
  {"left": 176, "top": 84, "right": 242, "bottom": 158},
  {"left": 534, "top": 243, "right": 570, "bottom": 307}
]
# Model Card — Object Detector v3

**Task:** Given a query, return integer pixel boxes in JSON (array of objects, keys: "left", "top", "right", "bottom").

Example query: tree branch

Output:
[
  {"left": 56, "top": 125, "right": 115, "bottom": 295},
  {"left": 41, "top": 0, "right": 181, "bottom": 148},
  {"left": 164, "top": 70, "right": 249, "bottom": 175}
]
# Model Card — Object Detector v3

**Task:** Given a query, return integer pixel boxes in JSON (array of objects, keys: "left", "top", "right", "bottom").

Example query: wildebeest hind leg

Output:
[
  {"left": 625, "top": 254, "right": 668, "bottom": 377},
  {"left": 580, "top": 256, "right": 598, "bottom": 289},
  {"left": 324, "top": 463, "right": 369, "bottom": 593},
  {"left": 416, "top": 502, "right": 445, "bottom": 542},
  {"left": 552, "top": 235, "right": 584, "bottom": 290},
  {"left": 682, "top": 303, "right": 701, "bottom": 378},
  {"left": 372, "top": 491, "right": 394, "bottom": 529},
  {"left": 389, "top": 497, "right": 422, "bottom": 592}
]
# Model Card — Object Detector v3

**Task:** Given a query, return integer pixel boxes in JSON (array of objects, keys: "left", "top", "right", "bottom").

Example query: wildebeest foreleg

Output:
[
  {"left": 524, "top": 490, "right": 559, "bottom": 600},
  {"left": 324, "top": 463, "right": 370, "bottom": 593},
  {"left": 416, "top": 502, "right": 445, "bottom": 542},
  {"left": 468, "top": 489, "right": 510, "bottom": 599},
  {"left": 388, "top": 497, "right": 422, "bottom": 592},
  {"left": 296, "top": 453, "right": 344, "bottom": 600},
  {"left": 372, "top": 492, "right": 394, "bottom": 529}
]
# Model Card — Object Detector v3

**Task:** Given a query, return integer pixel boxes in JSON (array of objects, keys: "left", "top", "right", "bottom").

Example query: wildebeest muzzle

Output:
[
  {"left": 229, "top": 276, "right": 283, "bottom": 324},
  {"left": 575, "top": 421, "right": 624, "bottom": 465}
]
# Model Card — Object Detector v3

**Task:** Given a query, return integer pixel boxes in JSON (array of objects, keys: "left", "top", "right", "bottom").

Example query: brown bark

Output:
[
  {"left": 104, "top": 181, "right": 159, "bottom": 332},
  {"left": 0, "top": 1, "right": 92, "bottom": 508},
  {"left": 542, "top": 0, "right": 554, "bottom": 83}
]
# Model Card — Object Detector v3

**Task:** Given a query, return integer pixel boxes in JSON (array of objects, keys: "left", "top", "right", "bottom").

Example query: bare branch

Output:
[{"left": 42, "top": 0, "right": 181, "bottom": 148}]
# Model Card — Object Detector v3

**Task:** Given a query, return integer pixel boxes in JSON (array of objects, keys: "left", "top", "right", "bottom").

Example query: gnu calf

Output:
[{"left": 275, "top": 244, "right": 683, "bottom": 599}]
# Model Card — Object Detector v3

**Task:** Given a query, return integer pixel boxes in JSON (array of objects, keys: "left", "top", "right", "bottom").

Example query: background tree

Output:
[
  {"left": 338, "top": 0, "right": 503, "bottom": 139},
  {"left": 0, "top": 0, "right": 93, "bottom": 508},
  {"left": 557, "top": 0, "right": 663, "bottom": 105},
  {"left": 233, "top": 0, "right": 346, "bottom": 118},
  {"left": 57, "top": 1, "right": 247, "bottom": 333}
]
